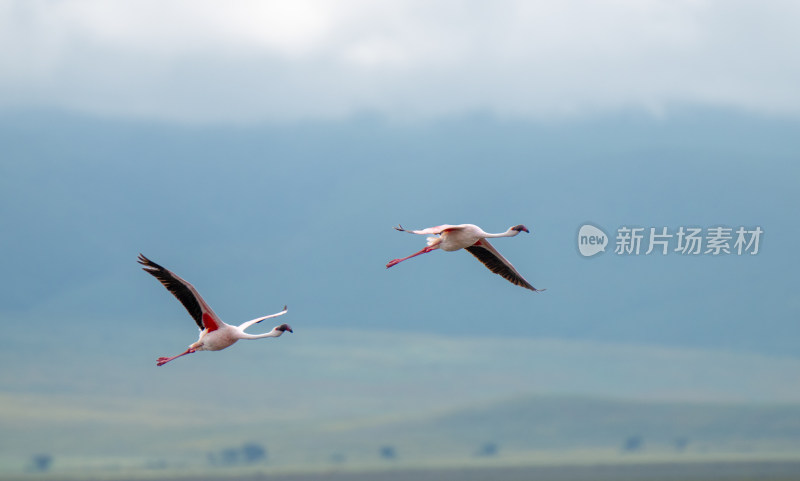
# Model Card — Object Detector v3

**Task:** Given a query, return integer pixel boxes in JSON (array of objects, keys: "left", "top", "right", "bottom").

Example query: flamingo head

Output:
[
  {"left": 276, "top": 323, "right": 294, "bottom": 333},
  {"left": 512, "top": 224, "right": 530, "bottom": 234}
]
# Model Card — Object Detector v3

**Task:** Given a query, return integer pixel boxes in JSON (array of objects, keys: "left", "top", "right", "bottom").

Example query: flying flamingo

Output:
[
  {"left": 138, "top": 254, "right": 293, "bottom": 366},
  {"left": 386, "top": 224, "right": 544, "bottom": 291}
]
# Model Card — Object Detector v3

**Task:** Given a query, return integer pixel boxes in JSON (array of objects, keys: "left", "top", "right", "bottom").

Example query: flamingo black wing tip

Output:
[{"left": 137, "top": 253, "right": 159, "bottom": 269}]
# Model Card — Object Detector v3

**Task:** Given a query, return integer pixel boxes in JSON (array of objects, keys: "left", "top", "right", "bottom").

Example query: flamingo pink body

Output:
[
  {"left": 386, "top": 224, "right": 544, "bottom": 291},
  {"left": 138, "top": 254, "right": 293, "bottom": 366}
]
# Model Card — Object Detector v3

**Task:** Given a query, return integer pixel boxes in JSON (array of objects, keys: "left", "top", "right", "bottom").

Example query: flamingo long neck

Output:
[
  {"left": 483, "top": 228, "right": 520, "bottom": 238},
  {"left": 238, "top": 328, "right": 284, "bottom": 340}
]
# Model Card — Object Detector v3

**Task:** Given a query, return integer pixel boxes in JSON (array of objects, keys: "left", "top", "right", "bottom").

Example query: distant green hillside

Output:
[
  {"left": 3, "top": 326, "right": 800, "bottom": 477},
  {"left": 297, "top": 395, "right": 800, "bottom": 463},
  {"left": 7, "top": 393, "right": 799, "bottom": 478}
]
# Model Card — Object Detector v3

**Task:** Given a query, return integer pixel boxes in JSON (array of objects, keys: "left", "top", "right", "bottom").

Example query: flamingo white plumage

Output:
[
  {"left": 386, "top": 224, "right": 544, "bottom": 292},
  {"left": 138, "top": 254, "right": 292, "bottom": 367}
]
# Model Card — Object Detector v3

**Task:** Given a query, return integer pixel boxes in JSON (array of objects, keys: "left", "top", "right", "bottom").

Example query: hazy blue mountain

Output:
[{"left": 1, "top": 109, "right": 797, "bottom": 355}]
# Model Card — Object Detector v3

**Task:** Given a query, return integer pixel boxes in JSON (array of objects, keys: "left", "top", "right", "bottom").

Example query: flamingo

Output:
[
  {"left": 386, "top": 224, "right": 544, "bottom": 291},
  {"left": 138, "top": 254, "right": 293, "bottom": 366}
]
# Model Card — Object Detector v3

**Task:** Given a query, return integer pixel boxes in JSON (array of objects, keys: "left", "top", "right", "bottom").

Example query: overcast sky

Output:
[{"left": 3, "top": 0, "right": 800, "bottom": 123}]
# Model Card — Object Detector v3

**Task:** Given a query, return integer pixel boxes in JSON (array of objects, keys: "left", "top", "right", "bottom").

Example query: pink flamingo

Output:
[
  {"left": 138, "top": 254, "right": 292, "bottom": 366},
  {"left": 386, "top": 224, "right": 544, "bottom": 291}
]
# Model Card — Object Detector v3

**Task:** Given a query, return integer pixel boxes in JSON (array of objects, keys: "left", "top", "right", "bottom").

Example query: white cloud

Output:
[{"left": 2, "top": 0, "right": 800, "bottom": 122}]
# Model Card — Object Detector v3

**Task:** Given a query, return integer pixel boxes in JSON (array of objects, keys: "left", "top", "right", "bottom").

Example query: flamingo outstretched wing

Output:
[
  {"left": 464, "top": 240, "right": 540, "bottom": 291},
  {"left": 238, "top": 306, "right": 289, "bottom": 331},
  {"left": 138, "top": 254, "right": 222, "bottom": 331},
  {"left": 395, "top": 224, "right": 465, "bottom": 235}
]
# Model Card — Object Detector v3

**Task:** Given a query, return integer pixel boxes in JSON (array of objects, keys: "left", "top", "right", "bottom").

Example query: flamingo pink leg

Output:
[
  {"left": 156, "top": 348, "right": 196, "bottom": 367},
  {"left": 386, "top": 246, "right": 437, "bottom": 268}
]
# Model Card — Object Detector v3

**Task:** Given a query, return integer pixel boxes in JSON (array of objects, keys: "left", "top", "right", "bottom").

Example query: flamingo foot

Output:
[
  {"left": 386, "top": 246, "right": 436, "bottom": 269},
  {"left": 156, "top": 348, "right": 195, "bottom": 366}
]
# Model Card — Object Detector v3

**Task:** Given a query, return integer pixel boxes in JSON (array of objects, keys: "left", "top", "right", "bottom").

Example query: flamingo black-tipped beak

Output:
[{"left": 523, "top": 227, "right": 530, "bottom": 233}]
